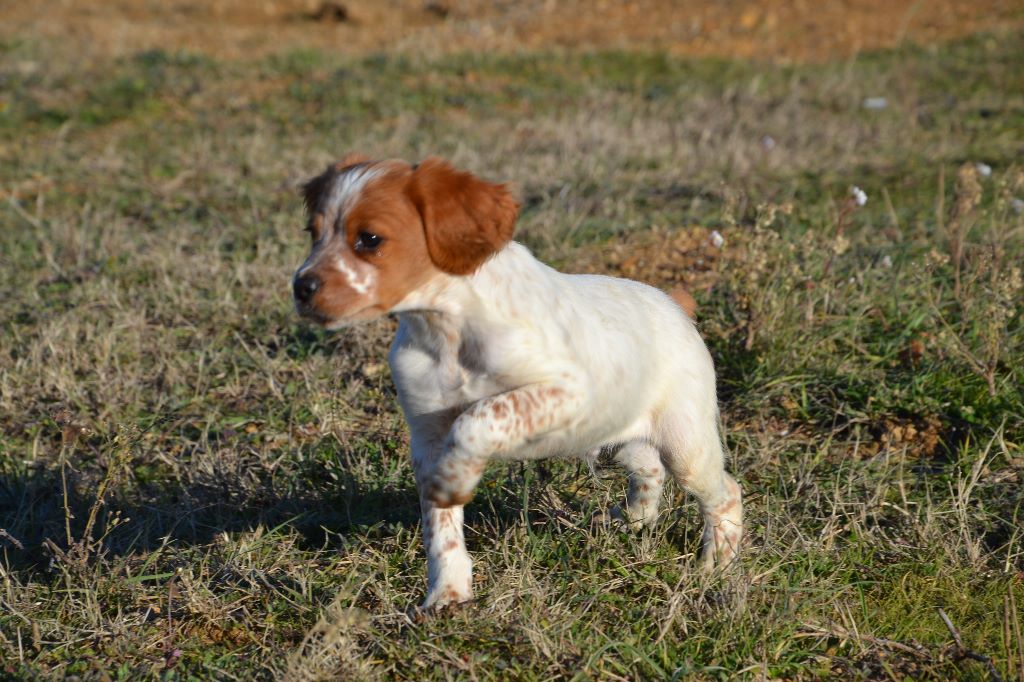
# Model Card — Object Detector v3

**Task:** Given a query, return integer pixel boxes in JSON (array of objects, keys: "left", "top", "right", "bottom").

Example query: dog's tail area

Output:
[{"left": 668, "top": 286, "right": 697, "bottom": 319}]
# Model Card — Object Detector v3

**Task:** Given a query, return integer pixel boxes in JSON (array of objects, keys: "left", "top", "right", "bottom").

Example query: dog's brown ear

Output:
[
  {"left": 407, "top": 157, "right": 518, "bottom": 275},
  {"left": 301, "top": 153, "right": 372, "bottom": 214}
]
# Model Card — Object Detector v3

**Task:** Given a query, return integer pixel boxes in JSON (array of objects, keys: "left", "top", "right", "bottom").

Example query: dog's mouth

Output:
[
  {"left": 295, "top": 302, "right": 333, "bottom": 326},
  {"left": 295, "top": 301, "right": 382, "bottom": 329}
]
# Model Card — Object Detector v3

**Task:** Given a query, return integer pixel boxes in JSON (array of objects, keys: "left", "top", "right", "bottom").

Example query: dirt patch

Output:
[
  {"left": 4, "top": 0, "right": 1022, "bottom": 63},
  {"left": 574, "top": 225, "right": 730, "bottom": 297}
]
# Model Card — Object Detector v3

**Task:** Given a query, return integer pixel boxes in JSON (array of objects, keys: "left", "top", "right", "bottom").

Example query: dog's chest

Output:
[
  {"left": 438, "top": 332, "right": 504, "bottom": 404},
  {"left": 390, "top": 314, "right": 510, "bottom": 413}
]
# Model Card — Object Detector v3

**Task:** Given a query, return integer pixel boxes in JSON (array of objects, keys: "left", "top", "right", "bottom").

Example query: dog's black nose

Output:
[{"left": 293, "top": 274, "right": 321, "bottom": 303}]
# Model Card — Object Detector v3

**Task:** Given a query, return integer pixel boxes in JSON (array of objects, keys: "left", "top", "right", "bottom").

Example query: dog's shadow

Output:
[{"left": 0, "top": 438, "right": 570, "bottom": 576}]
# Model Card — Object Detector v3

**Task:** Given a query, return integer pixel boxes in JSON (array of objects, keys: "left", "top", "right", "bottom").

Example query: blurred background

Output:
[{"left": 4, "top": 0, "right": 1022, "bottom": 61}]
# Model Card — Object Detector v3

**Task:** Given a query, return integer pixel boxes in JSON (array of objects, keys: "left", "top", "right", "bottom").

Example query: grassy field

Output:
[{"left": 1, "top": 26, "right": 1023, "bottom": 680}]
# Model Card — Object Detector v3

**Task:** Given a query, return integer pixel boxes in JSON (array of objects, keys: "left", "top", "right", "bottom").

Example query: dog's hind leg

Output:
[
  {"left": 612, "top": 440, "right": 667, "bottom": 530},
  {"left": 657, "top": 400, "right": 742, "bottom": 569}
]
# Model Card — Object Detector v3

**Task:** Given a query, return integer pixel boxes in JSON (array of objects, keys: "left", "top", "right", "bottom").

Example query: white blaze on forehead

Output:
[
  {"left": 297, "top": 164, "right": 383, "bottom": 280},
  {"left": 325, "top": 164, "right": 384, "bottom": 220},
  {"left": 312, "top": 163, "right": 382, "bottom": 296}
]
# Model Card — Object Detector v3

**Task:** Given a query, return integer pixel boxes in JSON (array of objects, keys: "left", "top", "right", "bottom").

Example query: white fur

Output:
[
  {"left": 387, "top": 242, "right": 743, "bottom": 609},
  {"left": 334, "top": 255, "right": 375, "bottom": 296},
  {"left": 326, "top": 165, "right": 383, "bottom": 218}
]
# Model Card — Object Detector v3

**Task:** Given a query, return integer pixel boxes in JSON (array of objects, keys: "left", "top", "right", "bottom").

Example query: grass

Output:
[{"left": 1, "top": 27, "right": 1023, "bottom": 680}]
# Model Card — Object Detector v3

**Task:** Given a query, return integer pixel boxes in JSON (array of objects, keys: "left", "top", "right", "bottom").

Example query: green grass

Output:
[{"left": 1, "top": 29, "right": 1023, "bottom": 680}]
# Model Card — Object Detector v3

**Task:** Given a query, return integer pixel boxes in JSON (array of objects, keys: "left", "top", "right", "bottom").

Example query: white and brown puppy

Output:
[{"left": 293, "top": 155, "right": 741, "bottom": 609}]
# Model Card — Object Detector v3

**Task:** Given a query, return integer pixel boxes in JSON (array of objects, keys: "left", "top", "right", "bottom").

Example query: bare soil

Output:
[{"left": 5, "top": 0, "right": 1023, "bottom": 62}]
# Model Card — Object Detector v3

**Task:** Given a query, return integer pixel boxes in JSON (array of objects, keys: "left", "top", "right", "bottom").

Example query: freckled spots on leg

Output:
[
  {"left": 540, "top": 386, "right": 566, "bottom": 401},
  {"left": 443, "top": 539, "right": 459, "bottom": 551},
  {"left": 715, "top": 498, "right": 739, "bottom": 516},
  {"left": 640, "top": 483, "right": 650, "bottom": 492}
]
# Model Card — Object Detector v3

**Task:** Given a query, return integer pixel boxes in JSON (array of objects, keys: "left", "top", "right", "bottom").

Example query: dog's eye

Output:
[{"left": 354, "top": 231, "right": 384, "bottom": 252}]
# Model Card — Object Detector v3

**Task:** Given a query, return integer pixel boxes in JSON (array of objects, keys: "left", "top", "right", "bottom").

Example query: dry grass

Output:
[{"left": 1, "top": 26, "right": 1023, "bottom": 680}]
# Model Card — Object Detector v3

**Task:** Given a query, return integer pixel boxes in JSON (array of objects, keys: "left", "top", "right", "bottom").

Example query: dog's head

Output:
[{"left": 292, "top": 155, "right": 518, "bottom": 328}]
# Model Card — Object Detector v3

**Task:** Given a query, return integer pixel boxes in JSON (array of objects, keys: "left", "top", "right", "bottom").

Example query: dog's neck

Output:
[{"left": 393, "top": 242, "right": 549, "bottom": 328}]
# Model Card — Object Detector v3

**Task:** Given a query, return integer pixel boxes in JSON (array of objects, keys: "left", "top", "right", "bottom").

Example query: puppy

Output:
[{"left": 293, "top": 155, "right": 742, "bottom": 608}]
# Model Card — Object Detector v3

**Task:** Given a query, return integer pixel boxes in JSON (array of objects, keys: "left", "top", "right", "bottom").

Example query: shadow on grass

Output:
[{"left": 0, "top": 444, "right": 566, "bottom": 576}]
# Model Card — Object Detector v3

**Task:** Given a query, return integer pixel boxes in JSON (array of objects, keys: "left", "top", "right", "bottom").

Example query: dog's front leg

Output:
[
  {"left": 416, "top": 483, "right": 473, "bottom": 608},
  {"left": 408, "top": 424, "right": 474, "bottom": 609},
  {"left": 422, "top": 381, "right": 586, "bottom": 508}
]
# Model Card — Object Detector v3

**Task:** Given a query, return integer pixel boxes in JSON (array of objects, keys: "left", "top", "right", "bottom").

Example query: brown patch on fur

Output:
[
  {"left": 715, "top": 498, "right": 739, "bottom": 516},
  {"left": 669, "top": 286, "right": 698, "bottom": 319},
  {"left": 507, "top": 392, "right": 522, "bottom": 415},
  {"left": 407, "top": 157, "right": 518, "bottom": 275},
  {"left": 429, "top": 485, "right": 474, "bottom": 509},
  {"left": 443, "top": 539, "right": 459, "bottom": 551},
  {"left": 540, "top": 386, "right": 566, "bottom": 400}
]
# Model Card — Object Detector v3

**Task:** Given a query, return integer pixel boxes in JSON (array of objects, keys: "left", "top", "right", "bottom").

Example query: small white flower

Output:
[
  {"left": 975, "top": 162, "right": 992, "bottom": 177},
  {"left": 862, "top": 97, "right": 888, "bottom": 110},
  {"left": 761, "top": 135, "right": 776, "bottom": 150},
  {"left": 880, "top": 254, "right": 893, "bottom": 268},
  {"left": 1011, "top": 197, "right": 1024, "bottom": 215},
  {"left": 709, "top": 230, "right": 725, "bottom": 248},
  {"left": 850, "top": 186, "right": 868, "bottom": 207}
]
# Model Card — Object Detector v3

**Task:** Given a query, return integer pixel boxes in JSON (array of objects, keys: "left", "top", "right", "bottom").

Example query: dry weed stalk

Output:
[
  {"left": 948, "top": 163, "right": 983, "bottom": 300},
  {"left": 922, "top": 166, "right": 1023, "bottom": 397},
  {"left": 821, "top": 186, "right": 865, "bottom": 279},
  {"left": 46, "top": 420, "right": 135, "bottom": 573},
  {"left": 724, "top": 198, "right": 796, "bottom": 350}
]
